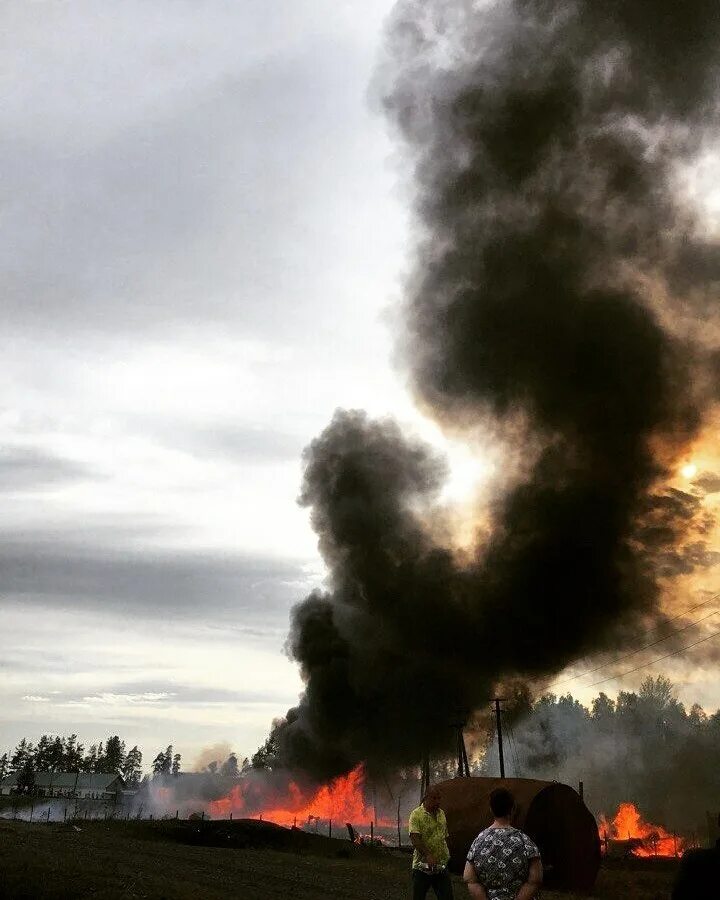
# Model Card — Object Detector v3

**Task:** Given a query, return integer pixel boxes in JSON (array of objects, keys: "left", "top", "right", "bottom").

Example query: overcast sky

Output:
[
  {"left": 0, "top": 0, "right": 425, "bottom": 764},
  {"left": 2, "top": 1, "right": 719, "bottom": 770}
]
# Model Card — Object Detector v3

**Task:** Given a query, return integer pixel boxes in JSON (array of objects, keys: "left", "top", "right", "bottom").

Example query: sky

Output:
[
  {"left": 1, "top": 1, "right": 719, "bottom": 770},
  {"left": 0, "top": 0, "right": 418, "bottom": 764}
]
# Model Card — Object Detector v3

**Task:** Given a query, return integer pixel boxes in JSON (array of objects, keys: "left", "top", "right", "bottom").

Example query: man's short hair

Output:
[{"left": 489, "top": 787, "right": 514, "bottom": 818}]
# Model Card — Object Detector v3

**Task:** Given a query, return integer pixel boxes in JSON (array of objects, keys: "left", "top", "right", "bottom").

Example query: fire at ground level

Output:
[
  {"left": 0, "top": 817, "right": 684, "bottom": 900},
  {"left": 2, "top": 769, "right": 708, "bottom": 867}
]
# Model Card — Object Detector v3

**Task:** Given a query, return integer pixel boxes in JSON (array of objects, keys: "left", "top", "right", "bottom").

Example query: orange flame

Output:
[
  {"left": 208, "top": 764, "right": 391, "bottom": 827},
  {"left": 598, "top": 802, "right": 684, "bottom": 858}
]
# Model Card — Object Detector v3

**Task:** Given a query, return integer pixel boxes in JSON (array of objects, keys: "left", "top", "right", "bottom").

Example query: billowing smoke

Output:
[{"left": 270, "top": 0, "right": 720, "bottom": 778}]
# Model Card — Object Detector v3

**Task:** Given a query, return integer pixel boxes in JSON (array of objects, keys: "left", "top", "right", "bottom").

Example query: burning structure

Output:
[{"left": 599, "top": 802, "right": 686, "bottom": 859}]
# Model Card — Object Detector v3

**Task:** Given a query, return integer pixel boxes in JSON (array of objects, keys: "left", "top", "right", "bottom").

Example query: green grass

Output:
[{"left": 0, "top": 819, "right": 678, "bottom": 899}]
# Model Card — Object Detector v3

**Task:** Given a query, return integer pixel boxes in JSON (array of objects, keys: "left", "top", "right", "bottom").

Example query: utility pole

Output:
[
  {"left": 420, "top": 751, "right": 430, "bottom": 802},
  {"left": 453, "top": 722, "right": 471, "bottom": 778},
  {"left": 493, "top": 698, "right": 506, "bottom": 779}
]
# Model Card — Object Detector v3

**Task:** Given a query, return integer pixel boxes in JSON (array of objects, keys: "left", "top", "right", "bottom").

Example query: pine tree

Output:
[
  {"left": 49, "top": 736, "right": 65, "bottom": 772},
  {"left": 10, "top": 739, "right": 34, "bottom": 773},
  {"left": 220, "top": 753, "right": 239, "bottom": 778},
  {"left": 251, "top": 734, "right": 278, "bottom": 770},
  {"left": 35, "top": 735, "right": 52, "bottom": 771},
  {"left": 16, "top": 755, "right": 35, "bottom": 795},
  {"left": 171, "top": 753, "right": 181, "bottom": 776},
  {"left": 122, "top": 746, "right": 143, "bottom": 786},
  {"left": 0, "top": 753, "right": 8, "bottom": 782},
  {"left": 152, "top": 750, "right": 167, "bottom": 776},
  {"left": 84, "top": 744, "right": 99, "bottom": 773},
  {"left": 102, "top": 736, "right": 126, "bottom": 775},
  {"left": 162, "top": 746, "right": 173, "bottom": 775},
  {"left": 63, "top": 735, "right": 85, "bottom": 771}
]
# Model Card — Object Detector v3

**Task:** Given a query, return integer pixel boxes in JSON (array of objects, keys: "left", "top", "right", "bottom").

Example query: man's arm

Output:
[
  {"left": 514, "top": 858, "right": 543, "bottom": 900},
  {"left": 463, "top": 861, "right": 488, "bottom": 900},
  {"left": 409, "top": 832, "right": 437, "bottom": 866}
]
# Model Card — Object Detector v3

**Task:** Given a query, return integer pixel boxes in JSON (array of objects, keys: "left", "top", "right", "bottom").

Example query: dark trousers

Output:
[{"left": 411, "top": 869, "right": 454, "bottom": 900}]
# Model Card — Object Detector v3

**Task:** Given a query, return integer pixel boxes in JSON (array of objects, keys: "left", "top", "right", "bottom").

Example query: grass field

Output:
[{"left": 0, "top": 819, "right": 678, "bottom": 899}]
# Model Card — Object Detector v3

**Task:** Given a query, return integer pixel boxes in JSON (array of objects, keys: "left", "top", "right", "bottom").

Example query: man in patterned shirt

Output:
[
  {"left": 463, "top": 788, "right": 543, "bottom": 900},
  {"left": 408, "top": 785, "right": 454, "bottom": 899}
]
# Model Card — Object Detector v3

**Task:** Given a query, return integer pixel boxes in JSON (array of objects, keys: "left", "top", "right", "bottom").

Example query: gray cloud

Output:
[
  {"left": 0, "top": 22, "right": 389, "bottom": 344},
  {"left": 51, "top": 682, "right": 292, "bottom": 707},
  {"left": 0, "top": 446, "right": 93, "bottom": 492},
  {"left": 0, "top": 539, "right": 310, "bottom": 622},
  {"left": 157, "top": 424, "right": 305, "bottom": 466}
]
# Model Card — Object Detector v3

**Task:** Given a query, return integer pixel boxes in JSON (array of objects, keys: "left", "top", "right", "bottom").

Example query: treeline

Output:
[
  {"left": 481, "top": 676, "right": 720, "bottom": 831},
  {"left": 0, "top": 735, "right": 144, "bottom": 793},
  {"left": 0, "top": 734, "right": 251, "bottom": 795}
]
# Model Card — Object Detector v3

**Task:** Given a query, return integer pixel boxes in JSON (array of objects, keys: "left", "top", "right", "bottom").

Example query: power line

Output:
[
  {"left": 584, "top": 625, "right": 720, "bottom": 689},
  {"left": 503, "top": 713, "right": 523, "bottom": 777},
  {"left": 546, "top": 592, "right": 720, "bottom": 692}
]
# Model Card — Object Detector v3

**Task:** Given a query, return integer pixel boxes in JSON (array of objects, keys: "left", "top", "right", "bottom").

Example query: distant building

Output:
[{"left": 0, "top": 772, "right": 124, "bottom": 800}]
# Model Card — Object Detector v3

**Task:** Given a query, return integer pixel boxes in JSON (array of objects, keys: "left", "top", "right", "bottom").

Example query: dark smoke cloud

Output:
[{"left": 270, "top": 1, "right": 720, "bottom": 778}]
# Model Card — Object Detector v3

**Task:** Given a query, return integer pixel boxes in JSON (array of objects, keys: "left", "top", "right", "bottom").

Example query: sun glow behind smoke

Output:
[{"left": 442, "top": 442, "right": 493, "bottom": 503}]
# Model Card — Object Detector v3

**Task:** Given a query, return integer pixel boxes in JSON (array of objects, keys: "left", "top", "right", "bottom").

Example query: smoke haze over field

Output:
[
  {"left": 270, "top": 0, "right": 720, "bottom": 778},
  {"left": 481, "top": 677, "right": 720, "bottom": 833}
]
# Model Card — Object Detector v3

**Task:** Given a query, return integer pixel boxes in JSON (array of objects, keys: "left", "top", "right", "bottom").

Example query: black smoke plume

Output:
[{"left": 270, "top": 0, "right": 720, "bottom": 778}]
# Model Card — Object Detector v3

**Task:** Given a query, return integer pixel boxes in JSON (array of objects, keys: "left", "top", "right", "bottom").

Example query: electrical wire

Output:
[
  {"left": 545, "top": 591, "right": 720, "bottom": 692},
  {"left": 502, "top": 710, "right": 523, "bottom": 777},
  {"left": 584, "top": 625, "right": 720, "bottom": 689}
]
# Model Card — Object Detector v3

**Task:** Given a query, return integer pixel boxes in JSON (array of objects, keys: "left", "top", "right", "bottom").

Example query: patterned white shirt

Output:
[{"left": 466, "top": 825, "right": 541, "bottom": 900}]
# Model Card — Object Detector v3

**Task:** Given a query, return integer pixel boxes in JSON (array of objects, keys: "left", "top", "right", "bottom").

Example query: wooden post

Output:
[
  {"left": 420, "top": 752, "right": 430, "bottom": 803},
  {"left": 176, "top": 809, "right": 179, "bottom": 820},
  {"left": 493, "top": 698, "right": 506, "bottom": 779},
  {"left": 328, "top": 818, "right": 332, "bottom": 839},
  {"left": 370, "top": 821, "right": 374, "bottom": 843}
]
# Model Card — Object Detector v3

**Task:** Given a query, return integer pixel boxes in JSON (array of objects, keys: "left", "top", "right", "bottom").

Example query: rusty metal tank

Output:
[{"left": 435, "top": 777, "right": 601, "bottom": 892}]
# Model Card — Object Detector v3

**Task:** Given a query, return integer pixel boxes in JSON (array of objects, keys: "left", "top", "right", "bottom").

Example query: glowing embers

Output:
[{"left": 599, "top": 802, "right": 685, "bottom": 858}]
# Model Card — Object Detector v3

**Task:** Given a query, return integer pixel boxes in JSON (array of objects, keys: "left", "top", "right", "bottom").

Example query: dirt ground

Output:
[{"left": 0, "top": 819, "right": 678, "bottom": 899}]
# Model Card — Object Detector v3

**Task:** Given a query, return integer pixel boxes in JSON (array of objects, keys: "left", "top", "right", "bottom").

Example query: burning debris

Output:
[
  {"left": 207, "top": 765, "right": 388, "bottom": 830},
  {"left": 263, "top": 0, "right": 720, "bottom": 782},
  {"left": 600, "top": 802, "right": 685, "bottom": 858}
]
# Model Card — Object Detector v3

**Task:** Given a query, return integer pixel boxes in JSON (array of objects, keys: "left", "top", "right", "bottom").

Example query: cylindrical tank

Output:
[{"left": 435, "top": 777, "right": 601, "bottom": 892}]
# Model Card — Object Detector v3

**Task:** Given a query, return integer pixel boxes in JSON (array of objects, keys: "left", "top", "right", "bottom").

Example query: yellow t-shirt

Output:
[{"left": 408, "top": 805, "right": 450, "bottom": 870}]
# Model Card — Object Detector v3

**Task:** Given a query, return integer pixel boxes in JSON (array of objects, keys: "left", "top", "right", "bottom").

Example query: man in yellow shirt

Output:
[{"left": 408, "top": 785, "right": 454, "bottom": 899}]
